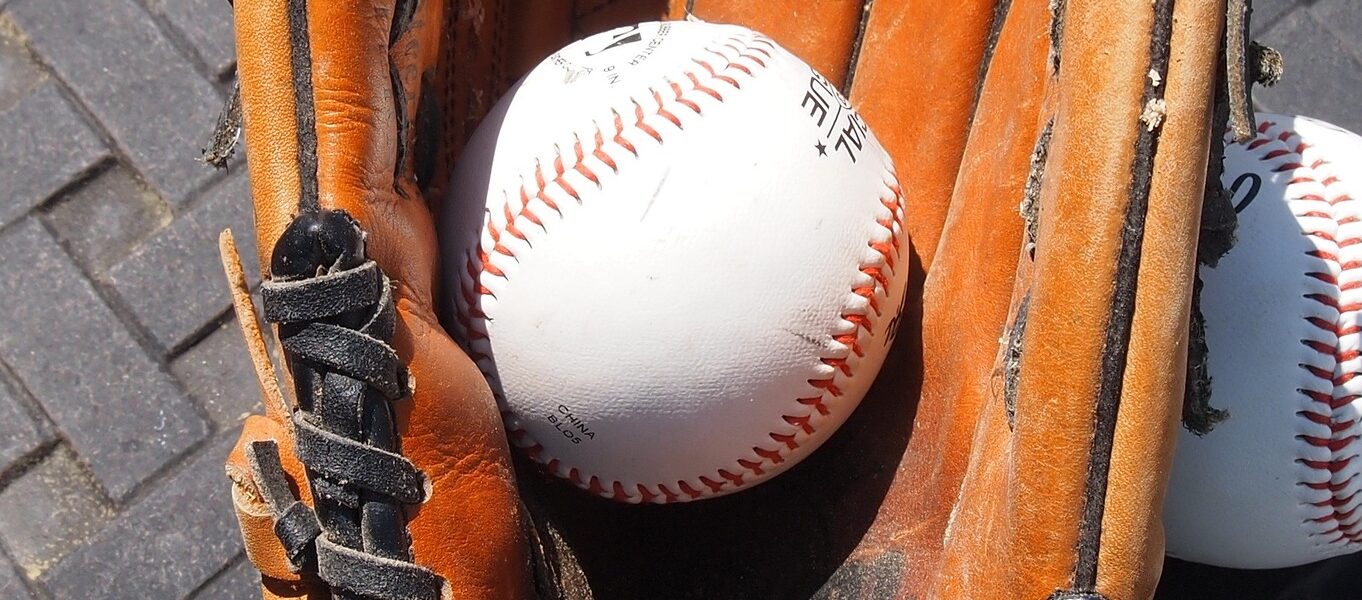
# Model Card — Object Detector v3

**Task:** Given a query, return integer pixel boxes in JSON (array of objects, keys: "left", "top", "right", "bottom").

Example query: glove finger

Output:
[
  {"left": 929, "top": 1, "right": 1222, "bottom": 598},
  {"left": 846, "top": 0, "right": 1002, "bottom": 271},
  {"left": 233, "top": 1, "right": 534, "bottom": 597}
]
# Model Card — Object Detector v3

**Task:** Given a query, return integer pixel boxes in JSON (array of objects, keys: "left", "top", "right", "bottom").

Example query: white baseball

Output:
[
  {"left": 439, "top": 21, "right": 907, "bottom": 503},
  {"left": 1164, "top": 113, "right": 1362, "bottom": 567}
]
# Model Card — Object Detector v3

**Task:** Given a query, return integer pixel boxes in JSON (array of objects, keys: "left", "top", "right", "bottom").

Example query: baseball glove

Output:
[{"left": 216, "top": 0, "right": 1275, "bottom": 598}]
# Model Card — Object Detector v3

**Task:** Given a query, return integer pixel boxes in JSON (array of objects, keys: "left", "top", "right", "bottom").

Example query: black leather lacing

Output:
[{"left": 248, "top": 209, "right": 443, "bottom": 600}]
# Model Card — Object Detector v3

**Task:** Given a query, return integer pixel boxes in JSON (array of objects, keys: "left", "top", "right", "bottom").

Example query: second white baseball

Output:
[
  {"left": 1164, "top": 113, "right": 1362, "bottom": 568},
  {"left": 439, "top": 21, "right": 908, "bottom": 503}
]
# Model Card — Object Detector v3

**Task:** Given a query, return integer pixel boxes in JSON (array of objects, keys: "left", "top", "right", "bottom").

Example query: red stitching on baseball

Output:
[
  {"left": 745, "top": 37, "right": 776, "bottom": 51},
  {"left": 769, "top": 432, "right": 799, "bottom": 450},
  {"left": 699, "top": 476, "right": 725, "bottom": 493},
  {"left": 753, "top": 446, "right": 784, "bottom": 464},
  {"left": 667, "top": 79, "right": 702, "bottom": 114},
  {"left": 636, "top": 484, "right": 657, "bottom": 503},
  {"left": 651, "top": 87, "right": 684, "bottom": 126},
  {"left": 723, "top": 38, "right": 769, "bottom": 65},
  {"left": 551, "top": 150, "right": 583, "bottom": 202},
  {"left": 592, "top": 126, "right": 619, "bottom": 172},
  {"left": 525, "top": 443, "right": 544, "bottom": 460},
  {"left": 686, "top": 71, "right": 723, "bottom": 101},
  {"left": 657, "top": 484, "right": 678, "bottom": 502},
  {"left": 1250, "top": 120, "right": 1362, "bottom": 542},
  {"left": 707, "top": 47, "right": 752, "bottom": 76},
  {"left": 631, "top": 100, "right": 663, "bottom": 142},
  {"left": 797, "top": 396, "right": 831, "bottom": 416},
  {"left": 572, "top": 134, "right": 601, "bottom": 186},
  {"left": 719, "top": 469, "right": 744, "bottom": 486},
  {"left": 822, "top": 357, "right": 852, "bottom": 376},
  {"left": 611, "top": 481, "right": 630, "bottom": 501},
  {"left": 677, "top": 480, "right": 703, "bottom": 499},
  {"left": 692, "top": 58, "right": 740, "bottom": 89},
  {"left": 783, "top": 414, "right": 815, "bottom": 434},
  {"left": 455, "top": 34, "right": 904, "bottom": 503},
  {"left": 610, "top": 109, "right": 639, "bottom": 156}
]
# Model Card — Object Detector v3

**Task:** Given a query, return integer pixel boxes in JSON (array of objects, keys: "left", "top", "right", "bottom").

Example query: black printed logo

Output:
[
  {"left": 800, "top": 70, "right": 867, "bottom": 163},
  {"left": 585, "top": 25, "right": 641, "bottom": 56},
  {"left": 1230, "top": 172, "right": 1262, "bottom": 214}
]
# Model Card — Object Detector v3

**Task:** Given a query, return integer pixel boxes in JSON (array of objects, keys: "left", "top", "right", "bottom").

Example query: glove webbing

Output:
[{"left": 251, "top": 209, "right": 443, "bottom": 600}]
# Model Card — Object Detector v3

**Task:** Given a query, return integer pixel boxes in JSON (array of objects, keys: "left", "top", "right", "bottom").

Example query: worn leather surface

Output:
[
  {"left": 524, "top": 2, "right": 1225, "bottom": 599},
  {"left": 501, "top": 2, "right": 1226, "bottom": 599},
  {"left": 224, "top": 1, "right": 678, "bottom": 598},
  {"left": 863, "top": 0, "right": 1050, "bottom": 592},
  {"left": 924, "top": 0, "right": 1223, "bottom": 596},
  {"left": 1099, "top": 1, "right": 1223, "bottom": 593},
  {"left": 227, "top": 1, "right": 1229, "bottom": 598}
]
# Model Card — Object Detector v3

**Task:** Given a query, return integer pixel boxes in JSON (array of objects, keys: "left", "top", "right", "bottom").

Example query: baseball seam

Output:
[
  {"left": 453, "top": 33, "right": 906, "bottom": 503},
  {"left": 1246, "top": 119, "right": 1362, "bottom": 544}
]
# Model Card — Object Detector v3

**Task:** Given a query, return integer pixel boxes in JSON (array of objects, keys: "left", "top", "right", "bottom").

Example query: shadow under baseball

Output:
[{"left": 511, "top": 250, "right": 927, "bottom": 600}]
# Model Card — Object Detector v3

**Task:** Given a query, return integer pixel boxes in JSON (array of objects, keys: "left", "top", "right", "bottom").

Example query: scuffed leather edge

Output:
[
  {"left": 286, "top": 0, "right": 319, "bottom": 213},
  {"left": 1070, "top": 0, "right": 1174, "bottom": 591}
]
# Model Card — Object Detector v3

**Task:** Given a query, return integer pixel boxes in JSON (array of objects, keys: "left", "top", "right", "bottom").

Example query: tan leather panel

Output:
[
  {"left": 1003, "top": 3, "right": 1156, "bottom": 596},
  {"left": 394, "top": 297, "right": 532, "bottom": 600},
  {"left": 930, "top": 0, "right": 1163, "bottom": 596},
  {"left": 844, "top": 0, "right": 1049, "bottom": 595},
  {"left": 232, "top": 0, "right": 302, "bottom": 276},
  {"left": 1095, "top": 1, "right": 1225, "bottom": 597},
  {"left": 686, "top": 0, "right": 863, "bottom": 90},
  {"left": 848, "top": 0, "right": 999, "bottom": 271},
  {"left": 228, "top": 0, "right": 312, "bottom": 585}
]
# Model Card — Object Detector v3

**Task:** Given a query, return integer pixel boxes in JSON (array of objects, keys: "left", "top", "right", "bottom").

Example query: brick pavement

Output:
[{"left": 0, "top": 1, "right": 1355, "bottom": 598}]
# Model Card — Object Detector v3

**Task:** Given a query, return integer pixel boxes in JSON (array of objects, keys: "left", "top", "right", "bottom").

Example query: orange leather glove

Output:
[
  {"left": 218, "top": 1, "right": 1271, "bottom": 599},
  {"left": 518, "top": 3, "right": 1264, "bottom": 600},
  {"left": 215, "top": 1, "right": 593, "bottom": 598}
]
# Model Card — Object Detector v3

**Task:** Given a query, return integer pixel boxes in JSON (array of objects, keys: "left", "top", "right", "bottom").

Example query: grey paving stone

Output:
[
  {"left": 5, "top": 0, "right": 223, "bottom": 204},
  {"left": 0, "top": 372, "right": 49, "bottom": 477},
  {"left": 1250, "top": 0, "right": 1303, "bottom": 35},
  {"left": 0, "top": 219, "right": 208, "bottom": 500},
  {"left": 0, "top": 446, "right": 114, "bottom": 580},
  {"left": 0, "top": 559, "right": 33, "bottom": 600},
  {"left": 193, "top": 557, "right": 259, "bottom": 600},
  {"left": 42, "top": 433, "right": 243, "bottom": 599},
  {"left": 42, "top": 164, "right": 172, "bottom": 274},
  {"left": 0, "top": 20, "right": 43, "bottom": 113},
  {"left": 1253, "top": 7, "right": 1362, "bottom": 135},
  {"left": 108, "top": 172, "right": 258, "bottom": 354},
  {"left": 0, "top": 81, "right": 108, "bottom": 229},
  {"left": 147, "top": 0, "right": 236, "bottom": 78},
  {"left": 171, "top": 317, "right": 264, "bottom": 430},
  {"left": 1308, "top": 0, "right": 1362, "bottom": 65}
]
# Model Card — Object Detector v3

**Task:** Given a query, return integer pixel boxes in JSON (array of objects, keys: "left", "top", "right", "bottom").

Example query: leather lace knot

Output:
[{"left": 246, "top": 209, "right": 443, "bottom": 600}]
